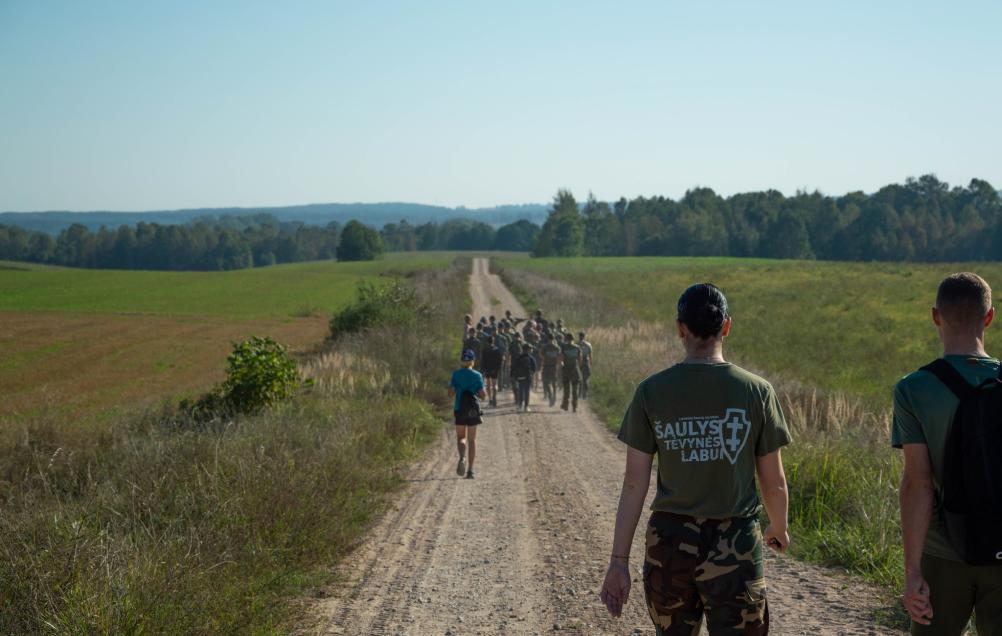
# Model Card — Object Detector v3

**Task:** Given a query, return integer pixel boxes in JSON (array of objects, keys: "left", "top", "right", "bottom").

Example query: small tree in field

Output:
[
  {"left": 222, "top": 336, "right": 302, "bottom": 414},
  {"left": 338, "top": 220, "right": 384, "bottom": 261}
]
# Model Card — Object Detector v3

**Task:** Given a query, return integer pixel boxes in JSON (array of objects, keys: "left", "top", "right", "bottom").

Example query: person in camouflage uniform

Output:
[
  {"left": 540, "top": 334, "right": 562, "bottom": 407},
  {"left": 508, "top": 331, "right": 523, "bottom": 401},
  {"left": 559, "top": 332, "right": 582, "bottom": 412},
  {"left": 578, "top": 331, "right": 593, "bottom": 400},
  {"left": 644, "top": 513, "right": 768, "bottom": 634},
  {"left": 600, "top": 283, "right": 791, "bottom": 635},
  {"left": 496, "top": 322, "right": 511, "bottom": 390}
]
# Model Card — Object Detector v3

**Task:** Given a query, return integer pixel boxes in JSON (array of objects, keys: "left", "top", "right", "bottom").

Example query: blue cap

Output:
[{"left": 461, "top": 348, "right": 476, "bottom": 361}]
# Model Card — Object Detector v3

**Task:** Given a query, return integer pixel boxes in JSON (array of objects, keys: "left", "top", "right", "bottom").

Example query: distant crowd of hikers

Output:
[
  {"left": 448, "top": 273, "right": 1000, "bottom": 636},
  {"left": 448, "top": 309, "right": 592, "bottom": 479}
]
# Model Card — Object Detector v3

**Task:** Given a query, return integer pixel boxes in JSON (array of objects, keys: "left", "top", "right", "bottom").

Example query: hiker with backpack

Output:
[
  {"left": 512, "top": 343, "right": 537, "bottom": 413},
  {"left": 600, "top": 283, "right": 791, "bottom": 634},
  {"left": 893, "top": 272, "right": 1002, "bottom": 634},
  {"left": 449, "top": 349, "right": 486, "bottom": 479},
  {"left": 559, "top": 332, "right": 583, "bottom": 412},
  {"left": 480, "top": 335, "right": 503, "bottom": 407},
  {"left": 540, "top": 334, "right": 562, "bottom": 407}
]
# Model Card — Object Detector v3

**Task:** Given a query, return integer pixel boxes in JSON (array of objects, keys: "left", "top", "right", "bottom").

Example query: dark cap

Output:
[{"left": 461, "top": 349, "right": 476, "bottom": 361}]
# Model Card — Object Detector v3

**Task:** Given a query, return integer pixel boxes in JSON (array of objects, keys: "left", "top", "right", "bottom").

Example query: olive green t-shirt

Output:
[
  {"left": 891, "top": 354, "right": 1001, "bottom": 562},
  {"left": 541, "top": 342, "right": 561, "bottom": 369},
  {"left": 618, "top": 362, "right": 792, "bottom": 519}
]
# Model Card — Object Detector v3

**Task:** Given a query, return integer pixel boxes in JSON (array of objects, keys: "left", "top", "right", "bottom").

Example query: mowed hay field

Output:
[
  {"left": 495, "top": 255, "right": 1002, "bottom": 608},
  {"left": 0, "top": 254, "right": 453, "bottom": 419}
]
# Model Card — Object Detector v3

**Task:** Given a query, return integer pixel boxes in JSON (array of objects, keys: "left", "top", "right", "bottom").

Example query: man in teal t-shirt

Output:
[{"left": 893, "top": 272, "right": 1002, "bottom": 635}]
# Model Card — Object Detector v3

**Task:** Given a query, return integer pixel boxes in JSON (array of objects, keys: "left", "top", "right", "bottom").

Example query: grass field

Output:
[
  {"left": 0, "top": 257, "right": 469, "bottom": 634},
  {"left": 0, "top": 254, "right": 454, "bottom": 419},
  {"left": 494, "top": 255, "right": 1000, "bottom": 621},
  {"left": 496, "top": 256, "right": 1002, "bottom": 406}
]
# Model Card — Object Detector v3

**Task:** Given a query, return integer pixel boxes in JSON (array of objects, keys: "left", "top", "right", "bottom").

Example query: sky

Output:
[{"left": 1, "top": 1, "right": 1000, "bottom": 211}]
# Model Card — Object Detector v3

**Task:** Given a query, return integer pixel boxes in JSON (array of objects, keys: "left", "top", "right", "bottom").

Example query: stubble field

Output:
[{"left": 0, "top": 254, "right": 453, "bottom": 419}]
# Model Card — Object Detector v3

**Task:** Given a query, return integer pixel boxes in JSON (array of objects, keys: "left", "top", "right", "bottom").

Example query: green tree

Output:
[
  {"left": 494, "top": 220, "right": 540, "bottom": 251},
  {"left": 533, "top": 189, "right": 584, "bottom": 257},
  {"left": 338, "top": 220, "right": 384, "bottom": 261}
]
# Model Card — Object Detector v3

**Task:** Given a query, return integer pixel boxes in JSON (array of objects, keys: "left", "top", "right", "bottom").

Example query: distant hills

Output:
[{"left": 0, "top": 202, "right": 550, "bottom": 234}]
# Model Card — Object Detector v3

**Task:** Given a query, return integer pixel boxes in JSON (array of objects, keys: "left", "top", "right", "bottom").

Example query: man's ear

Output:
[
  {"left": 721, "top": 317, "right": 732, "bottom": 338},
  {"left": 932, "top": 307, "right": 942, "bottom": 327},
  {"left": 985, "top": 306, "right": 995, "bottom": 329},
  {"left": 676, "top": 320, "right": 687, "bottom": 340}
]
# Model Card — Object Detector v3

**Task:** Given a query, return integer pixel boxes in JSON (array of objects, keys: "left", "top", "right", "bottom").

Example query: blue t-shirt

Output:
[{"left": 450, "top": 368, "right": 485, "bottom": 411}]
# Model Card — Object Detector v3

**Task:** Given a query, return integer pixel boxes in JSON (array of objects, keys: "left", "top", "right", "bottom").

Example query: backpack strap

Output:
[{"left": 920, "top": 359, "right": 976, "bottom": 400}]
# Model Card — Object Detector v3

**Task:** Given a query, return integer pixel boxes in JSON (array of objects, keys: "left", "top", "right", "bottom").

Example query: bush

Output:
[
  {"left": 181, "top": 336, "right": 303, "bottom": 420},
  {"left": 329, "top": 279, "right": 429, "bottom": 340}
]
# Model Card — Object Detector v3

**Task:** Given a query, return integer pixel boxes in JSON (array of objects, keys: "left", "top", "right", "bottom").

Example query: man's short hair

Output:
[{"left": 937, "top": 272, "right": 992, "bottom": 327}]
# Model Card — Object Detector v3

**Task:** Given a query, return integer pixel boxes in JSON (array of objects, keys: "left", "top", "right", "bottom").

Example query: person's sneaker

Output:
[
  {"left": 524, "top": 406, "right": 531, "bottom": 413},
  {"left": 561, "top": 404, "right": 568, "bottom": 411},
  {"left": 466, "top": 470, "right": 475, "bottom": 479},
  {"left": 456, "top": 455, "right": 467, "bottom": 477}
]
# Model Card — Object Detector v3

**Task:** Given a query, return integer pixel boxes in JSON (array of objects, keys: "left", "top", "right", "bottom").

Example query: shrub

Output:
[
  {"left": 181, "top": 336, "right": 304, "bottom": 420},
  {"left": 328, "top": 279, "right": 429, "bottom": 340}
]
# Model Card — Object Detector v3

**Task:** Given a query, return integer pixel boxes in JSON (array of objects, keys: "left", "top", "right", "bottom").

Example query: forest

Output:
[
  {"left": 534, "top": 175, "right": 1002, "bottom": 261},
  {"left": 0, "top": 175, "right": 998, "bottom": 270}
]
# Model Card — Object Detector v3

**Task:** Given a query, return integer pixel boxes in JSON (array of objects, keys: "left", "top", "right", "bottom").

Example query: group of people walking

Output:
[
  {"left": 458, "top": 309, "right": 592, "bottom": 413},
  {"left": 449, "top": 273, "right": 1001, "bottom": 636},
  {"left": 447, "top": 309, "right": 592, "bottom": 480}
]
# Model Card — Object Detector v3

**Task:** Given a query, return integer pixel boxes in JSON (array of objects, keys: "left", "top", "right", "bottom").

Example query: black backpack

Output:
[
  {"left": 921, "top": 359, "right": 1002, "bottom": 565},
  {"left": 456, "top": 390, "right": 483, "bottom": 426}
]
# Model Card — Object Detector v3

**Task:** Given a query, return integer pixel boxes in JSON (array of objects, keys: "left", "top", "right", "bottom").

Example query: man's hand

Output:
[
  {"left": 599, "top": 560, "right": 631, "bottom": 618},
  {"left": 763, "top": 524, "right": 790, "bottom": 553},
  {"left": 903, "top": 568, "right": 933, "bottom": 625}
]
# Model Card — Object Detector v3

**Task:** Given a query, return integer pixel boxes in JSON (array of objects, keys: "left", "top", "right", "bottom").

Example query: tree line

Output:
[
  {"left": 0, "top": 214, "right": 540, "bottom": 270},
  {"left": 1, "top": 175, "right": 998, "bottom": 269},
  {"left": 533, "top": 175, "right": 1002, "bottom": 261}
]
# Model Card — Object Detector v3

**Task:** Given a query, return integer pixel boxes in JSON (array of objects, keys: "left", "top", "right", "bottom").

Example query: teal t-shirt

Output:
[
  {"left": 891, "top": 354, "right": 1001, "bottom": 562},
  {"left": 450, "top": 368, "right": 485, "bottom": 411}
]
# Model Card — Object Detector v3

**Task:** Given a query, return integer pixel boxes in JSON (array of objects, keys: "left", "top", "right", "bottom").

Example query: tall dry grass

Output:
[
  {"left": 499, "top": 263, "right": 906, "bottom": 606},
  {"left": 0, "top": 259, "right": 469, "bottom": 635}
]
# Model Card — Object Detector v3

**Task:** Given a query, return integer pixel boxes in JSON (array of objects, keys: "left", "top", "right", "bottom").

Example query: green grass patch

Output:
[
  {"left": 496, "top": 255, "right": 1002, "bottom": 406},
  {"left": 0, "top": 258, "right": 470, "bottom": 634},
  {"left": 0, "top": 253, "right": 455, "bottom": 318}
]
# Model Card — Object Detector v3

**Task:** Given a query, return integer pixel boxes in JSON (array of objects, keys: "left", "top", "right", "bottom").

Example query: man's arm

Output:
[
  {"left": 600, "top": 447, "right": 653, "bottom": 618},
  {"left": 755, "top": 449, "right": 790, "bottom": 552},
  {"left": 900, "top": 443, "right": 934, "bottom": 625}
]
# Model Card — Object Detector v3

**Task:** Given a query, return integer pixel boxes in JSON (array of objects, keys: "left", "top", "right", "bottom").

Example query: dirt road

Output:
[{"left": 313, "top": 258, "right": 903, "bottom": 635}]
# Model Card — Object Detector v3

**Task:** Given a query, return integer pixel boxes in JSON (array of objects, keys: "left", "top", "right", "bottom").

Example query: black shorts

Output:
[
  {"left": 454, "top": 410, "right": 481, "bottom": 426},
  {"left": 482, "top": 368, "right": 499, "bottom": 379}
]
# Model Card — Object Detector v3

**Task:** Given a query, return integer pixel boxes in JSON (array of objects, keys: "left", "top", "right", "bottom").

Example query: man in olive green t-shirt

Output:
[
  {"left": 893, "top": 272, "right": 1002, "bottom": 635},
  {"left": 559, "top": 332, "right": 583, "bottom": 412},
  {"left": 600, "top": 283, "right": 791, "bottom": 635}
]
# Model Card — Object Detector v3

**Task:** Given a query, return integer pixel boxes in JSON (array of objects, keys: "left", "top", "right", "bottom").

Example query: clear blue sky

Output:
[{"left": 1, "top": 1, "right": 999, "bottom": 211}]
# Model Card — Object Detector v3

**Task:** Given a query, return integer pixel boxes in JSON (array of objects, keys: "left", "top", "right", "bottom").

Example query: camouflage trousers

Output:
[{"left": 643, "top": 511, "right": 768, "bottom": 635}]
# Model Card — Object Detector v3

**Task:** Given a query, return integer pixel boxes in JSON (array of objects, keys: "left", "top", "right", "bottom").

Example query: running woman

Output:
[
  {"left": 600, "top": 283, "right": 791, "bottom": 634},
  {"left": 449, "top": 349, "right": 486, "bottom": 479}
]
